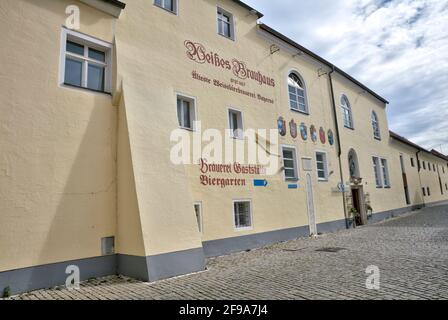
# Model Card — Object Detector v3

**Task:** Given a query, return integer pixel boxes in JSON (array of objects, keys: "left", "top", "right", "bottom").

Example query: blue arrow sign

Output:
[{"left": 254, "top": 179, "right": 268, "bottom": 187}]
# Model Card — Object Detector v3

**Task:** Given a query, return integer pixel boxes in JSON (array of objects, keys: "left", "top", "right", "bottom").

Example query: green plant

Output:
[
  {"left": 2, "top": 286, "right": 11, "bottom": 298},
  {"left": 350, "top": 207, "right": 359, "bottom": 216},
  {"left": 366, "top": 204, "right": 373, "bottom": 212}
]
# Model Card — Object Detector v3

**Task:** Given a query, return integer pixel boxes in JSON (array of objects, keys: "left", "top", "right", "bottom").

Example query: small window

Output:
[
  {"left": 194, "top": 203, "right": 202, "bottom": 233},
  {"left": 429, "top": 163, "right": 432, "bottom": 171},
  {"left": 422, "top": 161, "right": 426, "bottom": 170},
  {"left": 373, "top": 157, "right": 382, "bottom": 187},
  {"left": 410, "top": 157, "right": 415, "bottom": 167},
  {"left": 176, "top": 95, "right": 196, "bottom": 130},
  {"left": 282, "top": 146, "right": 299, "bottom": 181},
  {"left": 371, "top": 111, "right": 381, "bottom": 139},
  {"left": 288, "top": 73, "right": 308, "bottom": 113},
  {"left": 228, "top": 109, "right": 243, "bottom": 139},
  {"left": 61, "top": 29, "right": 112, "bottom": 93},
  {"left": 217, "top": 8, "right": 234, "bottom": 40},
  {"left": 442, "top": 167, "right": 445, "bottom": 174},
  {"left": 316, "top": 152, "right": 328, "bottom": 181},
  {"left": 433, "top": 164, "right": 436, "bottom": 171},
  {"left": 445, "top": 183, "right": 447, "bottom": 191},
  {"left": 341, "top": 95, "right": 354, "bottom": 129},
  {"left": 101, "top": 237, "right": 115, "bottom": 255},
  {"left": 154, "top": 0, "right": 177, "bottom": 13},
  {"left": 427, "top": 187, "right": 431, "bottom": 196},
  {"left": 422, "top": 188, "right": 426, "bottom": 196},
  {"left": 381, "top": 158, "right": 391, "bottom": 187},
  {"left": 233, "top": 200, "right": 252, "bottom": 230}
]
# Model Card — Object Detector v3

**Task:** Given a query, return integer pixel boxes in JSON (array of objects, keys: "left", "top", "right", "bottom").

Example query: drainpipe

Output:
[
  {"left": 416, "top": 150, "right": 426, "bottom": 207},
  {"left": 437, "top": 163, "right": 443, "bottom": 196},
  {"left": 328, "top": 66, "right": 349, "bottom": 229}
]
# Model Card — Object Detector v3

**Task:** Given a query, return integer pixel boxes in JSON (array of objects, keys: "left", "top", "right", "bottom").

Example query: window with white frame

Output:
[
  {"left": 371, "top": 111, "right": 381, "bottom": 139},
  {"left": 194, "top": 203, "right": 202, "bottom": 233},
  {"left": 176, "top": 95, "right": 196, "bottom": 130},
  {"left": 233, "top": 200, "right": 252, "bottom": 230},
  {"left": 373, "top": 157, "right": 382, "bottom": 187},
  {"left": 217, "top": 8, "right": 234, "bottom": 39},
  {"left": 381, "top": 158, "right": 391, "bottom": 187},
  {"left": 282, "top": 146, "right": 299, "bottom": 181},
  {"left": 61, "top": 29, "right": 112, "bottom": 93},
  {"left": 228, "top": 109, "right": 243, "bottom": 139},
  {"left": 341, "top": 95, "right": 354, "bottom": 129},
  {"left": 315, "top": 152, "right": 328, "bottom": 181},
  {"left": 288, "top": 73, "right": 308, "bottom": 113},
  {"left": 154, "top": 0, "right": 177, "bottom": 13}
]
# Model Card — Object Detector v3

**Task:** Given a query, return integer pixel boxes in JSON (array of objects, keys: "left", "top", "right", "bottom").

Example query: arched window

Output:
[
  {"left": 371, "top": 111, "right": 381, "bottom": 139},
  {"left": 288, "top": 72, "right": 308, "bottom": 113},
  {"left": 341, "top": 95, "right": 353, "bottom": 129}
]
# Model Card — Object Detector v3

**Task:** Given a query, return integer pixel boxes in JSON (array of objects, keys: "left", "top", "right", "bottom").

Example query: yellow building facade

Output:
[{"left": 1, "top": 0, "right": 447, "bottom": 295}]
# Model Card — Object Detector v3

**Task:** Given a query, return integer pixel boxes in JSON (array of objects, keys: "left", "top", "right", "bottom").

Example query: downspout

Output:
[
  {"left": 328, "top": 66, "right": 349, "bottom": 229},
  {"left": 437, "top": 162, "right": 443, "bottom": 196},
  {"left": 416, "top": 150, "right": 425, "bottom": 207}
]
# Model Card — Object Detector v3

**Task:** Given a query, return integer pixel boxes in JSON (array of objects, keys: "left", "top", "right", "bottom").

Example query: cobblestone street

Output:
[{"left": 8, "top": 204, "right": 448, "bottom": 300}]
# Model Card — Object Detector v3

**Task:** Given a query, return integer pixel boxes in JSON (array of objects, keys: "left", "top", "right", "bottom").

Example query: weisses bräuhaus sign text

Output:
[{"left": 185, "top": 40, "right": 275, "bottom": 104}]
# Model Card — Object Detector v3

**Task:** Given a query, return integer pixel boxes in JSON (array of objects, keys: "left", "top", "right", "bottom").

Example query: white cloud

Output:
[{"left": 244, "top": 0, "right": 448, "bottom": 153}]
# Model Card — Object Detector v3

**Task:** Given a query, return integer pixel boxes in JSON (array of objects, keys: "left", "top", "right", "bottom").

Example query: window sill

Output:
[
  {"left": 344, "top": 126, "right": 355, "bottom": 131},
  {"left": 290, "top": 108, "right": 309, "bottom": 116},
  {"left": 285, "top": 179, "right": 299, "bottom": 183},
  {"left": 234, "top": 227, "right": 253, "bottom": 232},
  {"left": 374, "top": 136, "right": 382, "bottom": 141},
  {"left": 62, "top": 83, "right": 111, "bottom": 95},
  {"left": 318, "top": 178, "right": 329, "bottom": 182},
  {"left": 154, "top": 4, "right": 177, "bottom": 15},
  {"left": 179, "top": 126, "right": 195, "bottom": 132}
]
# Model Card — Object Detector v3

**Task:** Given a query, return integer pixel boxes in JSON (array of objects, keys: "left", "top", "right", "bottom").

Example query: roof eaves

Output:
[
  {"left": 431, "top": 149, "right": 448, "bottom": 162},
  {"left": 231, "top": 0, "right": 263, "bottom": 18},
  {"left": 390, "top": 131, "right": 428, "bottom": 152},
  {"left": 258, "top": 23, "right": 389, "bottom": 105},
  {"left": 390, "top": 131, "right": 448, "bottom": 162}
]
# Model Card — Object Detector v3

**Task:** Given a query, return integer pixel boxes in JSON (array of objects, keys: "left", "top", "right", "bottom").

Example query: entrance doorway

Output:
[
  {"left": 351, "top": 186, "right": 367, "bottom": 226},
  {"left": 305, "top": 173, "right": 317, "bottom": 235}
]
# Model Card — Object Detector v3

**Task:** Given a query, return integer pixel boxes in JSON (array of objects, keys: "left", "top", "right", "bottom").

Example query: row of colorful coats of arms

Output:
[{"left": 278, "top": 116, "right": 335, "bottom": 146}]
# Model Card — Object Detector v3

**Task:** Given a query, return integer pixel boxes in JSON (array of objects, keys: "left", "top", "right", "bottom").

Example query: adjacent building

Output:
[{"left": 1, "top": 0, "right": 447, "bottom": 295}]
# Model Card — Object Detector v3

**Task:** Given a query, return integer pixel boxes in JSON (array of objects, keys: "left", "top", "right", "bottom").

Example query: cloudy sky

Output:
[{"left": 244, "top": 0, "right": 448, "bottom": 153}]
